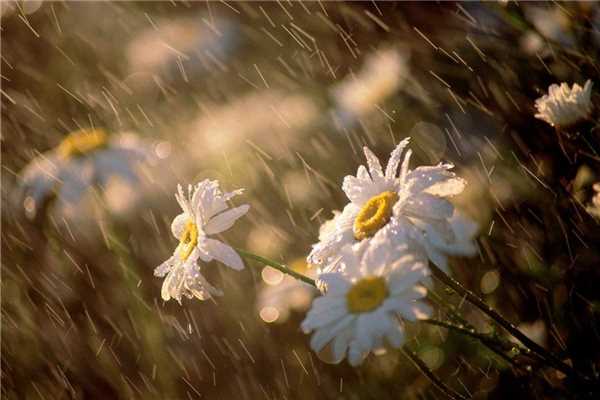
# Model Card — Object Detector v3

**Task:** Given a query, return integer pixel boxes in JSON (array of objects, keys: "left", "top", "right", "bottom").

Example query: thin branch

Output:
[
  {"left": 400, "top": 347, "right": 470, "bottom": 400},
  {"left": 429, "top": 262, "right": 593, "bottom": 384}
]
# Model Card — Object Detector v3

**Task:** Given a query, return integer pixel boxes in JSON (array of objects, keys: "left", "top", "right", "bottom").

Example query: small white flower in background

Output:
[
  {"left": 586, "top": 183, "right": 600, "bottom": 219},
  {"left": 154, "top": 180, "right": 249, "bottom": 303},
  {"left": 126, "top": 17, "right": 239, "bottom": 85},
  {"left": 20, "top": 129, "right": 151, "bottom": 219},
  {"left": 257, "top": 259, "right": 318, "bottom": 324},
  {"left": 302, "top": 243, "right": 431, "bottom": 366},
  {"left": 308, "top": 137, "right": 478, "bottom": 275},
  {"left": 331, "top": 47, "right": 408, "bottom": 120},
  {"left": 534, "top": 80, "right": 593, "bottom": 128}
]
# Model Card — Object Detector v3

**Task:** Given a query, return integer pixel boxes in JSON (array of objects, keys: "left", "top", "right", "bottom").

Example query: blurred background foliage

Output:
[{"left": 2, "top": 1, "right": 600, "bottom": 399}]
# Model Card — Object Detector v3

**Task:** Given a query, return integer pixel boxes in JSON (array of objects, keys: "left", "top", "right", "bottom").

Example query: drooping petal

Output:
[
  {"left": 154, "top": 254, "right": 178, "bottom": 278},
  {"left": 185, "top": 267, "right": 224, "bottom": 300},
  {"left": 200, "top": 238, "right": 245, "bottom": 270},
  {"left": 204, "top": 204, "right": 250, "bottom": 235},
  {"left": 161, "top": 265, "right": 186, "bottom": 302}
]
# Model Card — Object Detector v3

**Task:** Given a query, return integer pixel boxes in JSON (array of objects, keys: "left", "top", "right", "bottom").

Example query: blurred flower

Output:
[
  {"left": 256, "top": 259, "right": 318, "bottom": 324},
  {"left": 302, "top": 243, "right": 431, "bottom": 366},
  {"left": 154, "top": 180, "right": 249, "bottom": 303},
  {"left": 127, "top": 17, "right": 239, "bottom": 83},
  {"left": 520, "top": 31, "right": 545, "bottom": 56},
  {"left": 525, "top": 5, "right": 575, "bottom": 48},
  {"left": 534, "top": 80, "right": 593, "bottom": 128},
  {"left": 1, "top": 0, "right": 43, "bottom": 18},
  {"left": 308, "top": 137, "right": 477, "bottom": 274},
  {"left": 19, "top": 129, "right": 150, "bottom": 219},
  {"left": 586, "top": 183, "right": 600, "bottom": 219},
  {"left": 187, "top": 90, "right": 318, "bottom": 160},
  {"left": 331, "top": 47, "right": 408, "bottom": 124}
]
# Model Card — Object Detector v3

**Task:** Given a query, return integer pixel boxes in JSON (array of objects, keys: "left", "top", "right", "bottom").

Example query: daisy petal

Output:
[
  {"left": 363, "top": 146, "right": 384, "bottom": 179},
  {"left": 202, "top": 239, "right": 245, "bottom": 270},
  {"left": 385, "top": 138, "right": 410, "bottom": 179},
  {"left": 171, "top": 213, "right": 189, "bottom": 239},
  {"left": 204, "top": 204, "right": 250, "bottom": 235}
]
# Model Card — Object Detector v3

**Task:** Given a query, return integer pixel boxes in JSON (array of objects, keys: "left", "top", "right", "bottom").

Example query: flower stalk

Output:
[
  {"left": 400, "top": 348, "right": 470, "bottom": 400},
  {"left": 236, "top": 248, "right": 317, "bottom": 287},
  {"left": 428, "top": 262, "right": 593, "bottom": 384}
]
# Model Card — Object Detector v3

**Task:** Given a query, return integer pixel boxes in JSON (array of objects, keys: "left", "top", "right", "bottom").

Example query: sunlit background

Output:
[{"left": 2, "top": 1, "right": 600, "bottom": 399}]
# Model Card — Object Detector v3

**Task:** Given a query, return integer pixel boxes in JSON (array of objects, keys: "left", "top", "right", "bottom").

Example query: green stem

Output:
[
  {"left": 426, "top": 295, "right": 551, "bottom": 370},
  {"left": 422, "top": 319, "right": 520, "bottom": 368},
  {"left": 235, "top": 248, "right": 317, "bottom": 288},
  {"left": 428, "top": 262, "right": 592, "bottom": 384},
  {"left": 400, "top": 347, "right": 470, "bottom": 400},
  {"left": 427, "top": 289, "right": 473, "bottom": 328}
]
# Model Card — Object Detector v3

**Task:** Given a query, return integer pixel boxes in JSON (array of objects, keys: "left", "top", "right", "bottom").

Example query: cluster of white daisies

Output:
[
  {"left": 154, "top": 138, "right": 478, "bottom": 365},
  {"left": 18, "top": 79, "right": 594, "bottom": 366}
]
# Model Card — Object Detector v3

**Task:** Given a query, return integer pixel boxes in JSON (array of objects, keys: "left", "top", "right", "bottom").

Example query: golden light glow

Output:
[
  {"left": 259, "top": 306, "right": 280, "bottom": 323},
  {"left": 178, "top": 220, "right": 198, "bottom": 261},
  {"left": 353, "top": 191, "right": 399, "bottom": 240},
  {"left": 261, "top": 266, "right": 284, "bottom": 285},
  {"left": 58, "top": 129, "right": 108, "bottom": 159},
  {"left": 346, "top": 276, "right": 388, "bottom": 314}
]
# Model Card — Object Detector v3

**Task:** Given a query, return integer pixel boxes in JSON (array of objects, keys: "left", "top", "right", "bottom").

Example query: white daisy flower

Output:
[
  {"left": 20, "top": 129, "right": 150, "bottom": 219},
  {"left": 154, "top": 180, "right": 249, "bottom": 303},
  {"left": 586, "top": 183, "right": 600, "bottom": 219},
  {"left": 308, "top": 137, "right": 477, "bottom": 274},
  {"left": 534, "top": 80, "right": 593, "bottom": 128},
  {"left": 302, "top": 243, "right": 432, "bottom": 366},
  {"left": 256, "top": 259, "right": 318, "bottom": 324}
]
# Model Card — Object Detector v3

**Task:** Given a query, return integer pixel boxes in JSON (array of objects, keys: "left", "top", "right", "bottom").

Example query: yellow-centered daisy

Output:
[
  {"left": 57, "top": 129, "right": 109, "bottom": 159},
  {"left": 19, "top": 129, "right": 150, "bottom": 219},
  {"left": 302, "top": 244, "right": 432, "bottom": 366},
  {"left": 154, "top": 180, "right": 249, "bottom": 304},
  {"left": 308, "top": 137, "right": 478, "bottom": 275}
]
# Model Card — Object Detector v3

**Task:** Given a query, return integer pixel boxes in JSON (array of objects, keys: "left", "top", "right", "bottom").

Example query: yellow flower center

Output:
[
  {"left": 353, "top": 191, "right": 399, "bottom": 240},
  {"left": 346, "top": 276, "right": 388, "bottom": 314},
  {"left": 178, "top": 220, "right": 198, "bottom": 261},
  {"left": 57, "top": 129, "right": 108, "bottom": 159}
]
